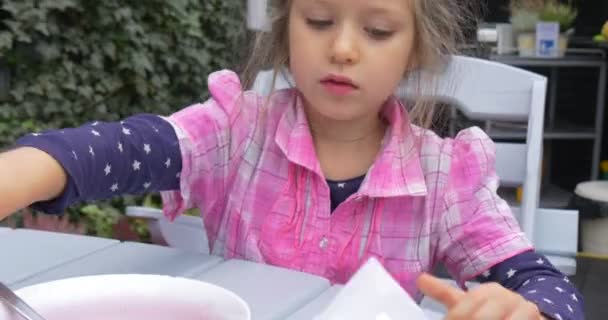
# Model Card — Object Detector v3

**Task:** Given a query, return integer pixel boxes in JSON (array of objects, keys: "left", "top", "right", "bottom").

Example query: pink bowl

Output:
[{"left": 0, "top": 274, "right": 250, "bottom": 320}]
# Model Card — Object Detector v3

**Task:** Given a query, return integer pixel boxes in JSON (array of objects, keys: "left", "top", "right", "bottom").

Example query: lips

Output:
[
  {"left": 320, "top": 74, "right": 358, "bottom": 89},
  {"left": 320, "top": 74, "right": 358, "bottom": 96}
]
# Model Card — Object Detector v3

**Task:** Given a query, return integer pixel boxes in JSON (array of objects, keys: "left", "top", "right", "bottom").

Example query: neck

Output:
[
  {"left": 305, "top": 107, "right": 386, "bottom": 145},
  {"left": 302, "top": 100, "right": 388, "bottom": 181}
]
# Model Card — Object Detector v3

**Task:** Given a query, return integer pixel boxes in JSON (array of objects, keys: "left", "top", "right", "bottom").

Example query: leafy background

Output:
[{"left": 0, "top": 0, "right": 247, "bottom": 239}]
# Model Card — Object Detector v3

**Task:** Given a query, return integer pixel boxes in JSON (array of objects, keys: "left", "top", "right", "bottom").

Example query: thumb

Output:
[{"left": 416, "top": 273, "right": 465, "bottom": 308}]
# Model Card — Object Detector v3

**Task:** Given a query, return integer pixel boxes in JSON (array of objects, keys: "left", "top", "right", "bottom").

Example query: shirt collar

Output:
[{"left": 274, "top": 90, "right": 428, "bottom": 198}]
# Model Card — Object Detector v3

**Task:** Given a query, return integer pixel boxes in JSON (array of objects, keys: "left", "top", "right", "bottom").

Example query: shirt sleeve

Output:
[
  {"left": 435, "top": 127, "right": 534, "bottom": 284},
  {"left": 13, "top": 113, "right": 181, "bottom": 214},
  {"left": 160, "top": 69, "right": 261, "bottom": 222},
  {"left": 477, "top": 250, "right": 584, "bottom": 320}
]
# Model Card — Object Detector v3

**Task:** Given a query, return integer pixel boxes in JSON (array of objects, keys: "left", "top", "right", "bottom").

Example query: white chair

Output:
[
  {"left": 127, "top": 56, "right": 579, "bottom": 275},
  {"left": 394, "top": 55, "right": 578, "bottom": 275},
  {"left": 125, "top": 206, "right": 208, "bottom": 254}
]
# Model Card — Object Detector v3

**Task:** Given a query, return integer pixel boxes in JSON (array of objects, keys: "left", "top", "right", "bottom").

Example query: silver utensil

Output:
[{"left": 0, "top": 282, "right": 46, "bottom": 320}]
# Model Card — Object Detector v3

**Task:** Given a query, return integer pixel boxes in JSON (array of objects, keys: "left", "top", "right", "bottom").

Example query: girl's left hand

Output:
[{"left": 417, "top": 273, "right": 545, "bottom": 320}]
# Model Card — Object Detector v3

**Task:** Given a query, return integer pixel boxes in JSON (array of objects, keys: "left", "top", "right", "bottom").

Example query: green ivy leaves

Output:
[
  {"left": 0, "top": 0, "right": 245, "bottom": 145},
  {"left": 0, "top": 0, "right": 245, "bottom": 237}
]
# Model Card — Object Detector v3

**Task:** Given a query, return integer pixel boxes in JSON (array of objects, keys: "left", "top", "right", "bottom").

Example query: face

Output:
[{"left": 288, "top": 0, "right": 417, "bottom": 122}]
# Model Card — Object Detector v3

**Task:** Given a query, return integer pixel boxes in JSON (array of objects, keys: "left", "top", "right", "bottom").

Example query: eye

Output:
[
  {"left": 306, "top": 18, "right": 334, "bottom": 29},
  {"left": 365, "top": 27, "right": 394, "bottom": 40}
]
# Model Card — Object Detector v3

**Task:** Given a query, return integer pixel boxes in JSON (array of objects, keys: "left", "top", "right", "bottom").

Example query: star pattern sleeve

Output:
[
  {"left": 477, "top": 250, "right": 584, "bottom": 320},
  {"left": 13, "top": 113, "right": 181, "bottom": 214}
]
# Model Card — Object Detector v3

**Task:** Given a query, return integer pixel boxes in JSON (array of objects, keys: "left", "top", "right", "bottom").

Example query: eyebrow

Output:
[{"left": 365, "top": 2, "right": 409, "bottom": 17}]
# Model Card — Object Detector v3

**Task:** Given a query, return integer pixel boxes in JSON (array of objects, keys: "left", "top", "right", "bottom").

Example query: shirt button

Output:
[{"left": 319, "top": 237, "right": 329, "bottom": 249}]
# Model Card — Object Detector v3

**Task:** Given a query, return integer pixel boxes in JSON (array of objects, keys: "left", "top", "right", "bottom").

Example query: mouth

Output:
[{"left": 320, "top": 74, "right": 359, "bottom": 95}]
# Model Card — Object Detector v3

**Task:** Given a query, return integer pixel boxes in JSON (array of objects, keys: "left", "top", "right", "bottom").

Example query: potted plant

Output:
[
  {"left": 538, "top": 0, "right": 578, "bottom": 56},
  {"left": 510, "top": 0, "right": 543, "bottom": 56},
  {"left": 592, "top": 21, "right": 608, "bottom": 43},
  {"left": 510, "top": 0, "right": 578, "bottom": 57}
]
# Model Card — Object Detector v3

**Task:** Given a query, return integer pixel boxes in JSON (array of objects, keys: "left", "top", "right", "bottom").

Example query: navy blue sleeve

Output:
[
  {"left": 477, "top": 250, "right": 584, "bottom": 320},
  {"left": 13, "top": 114, "right": 182, "bottom": 214}
]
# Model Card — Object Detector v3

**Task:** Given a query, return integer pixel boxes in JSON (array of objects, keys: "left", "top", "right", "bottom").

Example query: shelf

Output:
[
  {"left": 490, "top": 48, "right": 607, "bottom": 68},
  {"left": 483, "top": 120, "right": 597, "bottom": 141}
]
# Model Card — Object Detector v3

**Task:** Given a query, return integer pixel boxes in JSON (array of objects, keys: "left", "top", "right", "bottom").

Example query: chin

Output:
[
  {"left": 301, "top": 93, "right": 369, "bottom": 122},
  {"left": 314, "top": 107, "right": 365, "bottom": 122}
]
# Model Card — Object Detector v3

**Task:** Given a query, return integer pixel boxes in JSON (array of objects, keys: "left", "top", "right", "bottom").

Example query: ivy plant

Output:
[{"left": 0, "top": 0, "right": 246, "bottom": 238}]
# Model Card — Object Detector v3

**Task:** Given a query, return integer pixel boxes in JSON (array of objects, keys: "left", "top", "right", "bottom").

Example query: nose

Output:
[{"left": 330, "top": 25, "right": 360, "bottom": 65}]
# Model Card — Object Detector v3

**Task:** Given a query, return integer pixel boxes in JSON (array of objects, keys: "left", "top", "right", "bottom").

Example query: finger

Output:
[
  {"left": 416, "top": 273, "right": 465, "bottom": 308},
  {"left": 445, "top": 291, "right": 488, "bottom": 320},
  {"left": 467, "top": 298, "right": 510, "bottom": 320},
  {"left": 446, "top": 282, "right": 518, "bottom": 320},
  {"left": 506, "top": 300, "right": 543, "bottom": 320}
]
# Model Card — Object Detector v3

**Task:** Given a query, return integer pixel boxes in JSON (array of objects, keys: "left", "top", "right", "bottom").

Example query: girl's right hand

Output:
[{"left": 417, "top": 273, "right": 544, "bottom": 320}]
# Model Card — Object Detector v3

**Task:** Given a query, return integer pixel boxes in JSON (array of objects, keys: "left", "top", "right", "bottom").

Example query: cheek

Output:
[
  {"left": 289, "top": 44, "right": 307, "bottom": 87},
  {"left": 288, "top": 22, "right": 309, "bottom": 72},
  {"left": 393, "top": 41, "right": 415, "bottom": 71},
  {"left": 372, "top": 49, "right": 411, "bottom": 80},
  {"left": 288, "top": 25, "right": 319, "bottom": 90},
  {"left": 363, "top": 64, "right": 407, "bottom": 106},
  {"left": 372, "top": 38, "right": 415, "bottom": 84}
]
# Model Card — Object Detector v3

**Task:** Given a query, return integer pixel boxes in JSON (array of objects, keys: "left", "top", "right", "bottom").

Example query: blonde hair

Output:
[{"left": 241, "top": 0, "right": 480, "bottom": 129}]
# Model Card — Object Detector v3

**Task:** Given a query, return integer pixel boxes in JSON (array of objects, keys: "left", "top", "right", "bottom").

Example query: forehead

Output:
[{"left": 291, "top": 0, "right": 412, "bottom": 17}]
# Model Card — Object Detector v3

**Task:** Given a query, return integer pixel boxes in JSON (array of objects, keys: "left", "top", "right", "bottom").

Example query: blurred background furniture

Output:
[{"left": 570, "top": 180, "right": 608, "bottom": 256}]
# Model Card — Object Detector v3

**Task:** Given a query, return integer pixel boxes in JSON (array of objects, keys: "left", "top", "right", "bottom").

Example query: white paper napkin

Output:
[{"left": 314, "top": 258, "right": 430, "bottom": 320}]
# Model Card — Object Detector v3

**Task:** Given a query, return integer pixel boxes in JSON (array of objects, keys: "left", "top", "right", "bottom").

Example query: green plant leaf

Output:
[{"left": 0, "top": 0, "right": 246, "bottom": 238}]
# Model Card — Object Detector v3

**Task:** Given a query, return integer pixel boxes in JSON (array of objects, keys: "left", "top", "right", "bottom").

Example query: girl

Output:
[{"left": 0, "top": 0, "right": 583, "bottom": 319}]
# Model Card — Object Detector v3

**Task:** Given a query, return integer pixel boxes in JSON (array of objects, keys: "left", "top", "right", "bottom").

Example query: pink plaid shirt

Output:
[{"left": 161, "top": 70, "right": 533, "bottom": 300}]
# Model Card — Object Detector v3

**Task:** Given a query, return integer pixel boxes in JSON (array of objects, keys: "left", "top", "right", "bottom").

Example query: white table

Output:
[
  {"left": 0, "top": 229, "right": 118, "bottom": 285},
  {"left": 0, "top": 229, "right": 444, "bottom": 320},
  {"left": 286, "top": 285, "right": 344, "bottom": 320},
  {"left": 12, "top": 241, "right": 223, "bottom": 289},
  {"left": 286, "top": 285, "right": 444, "bottom": 320},
  {"left": 194, "top": 259, "right": 330, "bottom": 319}
]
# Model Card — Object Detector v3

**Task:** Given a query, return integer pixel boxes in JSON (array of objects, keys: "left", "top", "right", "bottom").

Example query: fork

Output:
[{"left": 0, "top": 282, "right": 47, "bottom": 320}]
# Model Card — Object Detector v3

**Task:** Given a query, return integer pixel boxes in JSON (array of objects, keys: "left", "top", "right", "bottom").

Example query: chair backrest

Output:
[
  {"left": 252, "top": 56, "right": 548, "bottom": 243},
  {"left": 397, "top": 56, "right": 547, "bottom": 242}
]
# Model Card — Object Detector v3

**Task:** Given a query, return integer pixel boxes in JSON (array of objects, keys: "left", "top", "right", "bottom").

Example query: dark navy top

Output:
[{"left": 327, "top": 175, "right": 365, "bottom": 212}]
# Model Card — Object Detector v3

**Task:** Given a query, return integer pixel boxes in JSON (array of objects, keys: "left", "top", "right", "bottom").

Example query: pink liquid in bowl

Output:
[
  {"left": 40, "top": 296, "right": 225, "bottom": 320},
  {"left": 0, "top": 275, "right": 250, "bottom": 320}
]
